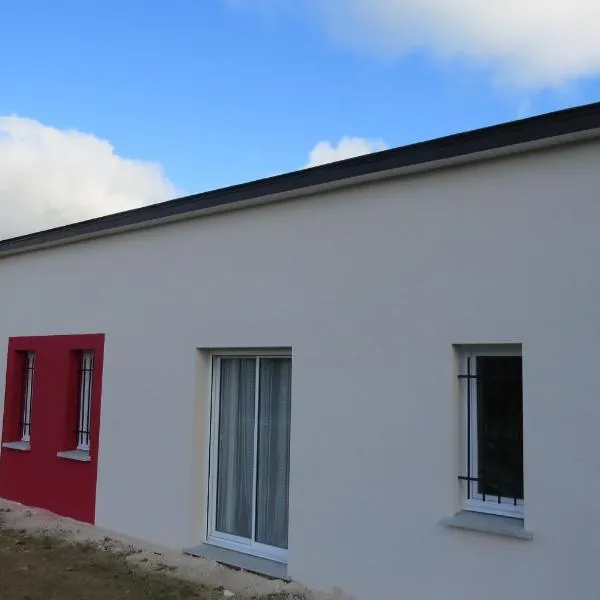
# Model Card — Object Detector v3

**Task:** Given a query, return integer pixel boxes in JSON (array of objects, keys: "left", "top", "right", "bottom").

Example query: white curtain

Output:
[
  {"left": 255, "top": 358, "right": 292, "bottom": 549},
  {"left": 215, "top": 358, "right": 256, "bottom": 539},
  {"left": 214, "top": 356, "right": 292, "bottom": 550}
]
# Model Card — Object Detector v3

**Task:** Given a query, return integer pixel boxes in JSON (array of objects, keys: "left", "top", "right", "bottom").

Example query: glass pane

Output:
[
  {"left": 476, "top": 356, "right": 523, "bottom": 500},
  {"left": 255, "top": 358, "right": 292, "bottom": 549},
  {"left": 215, "top": 358, "right": 256, "bottom": 539},
  {"left": 21, "top": 352, "right": 35, "bottom": 442},
  {"left": 77, "top": 351, "right": 94, "bottom": 451}
]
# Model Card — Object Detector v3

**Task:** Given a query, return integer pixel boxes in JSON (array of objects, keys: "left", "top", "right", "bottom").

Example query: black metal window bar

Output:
[
  {"left": 20, "top": 352, "right": 35, "bottom": 442},
  {"left": 77, "top": 351, "right": 94, "bottom": 452},
  {"left": 458, "top": 354, "right": 524, "bottom": 507}
]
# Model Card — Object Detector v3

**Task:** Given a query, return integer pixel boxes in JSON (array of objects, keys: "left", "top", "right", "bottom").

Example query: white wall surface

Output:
[{"left": 1, "top": 140, "right": 600, "bottom": 599}]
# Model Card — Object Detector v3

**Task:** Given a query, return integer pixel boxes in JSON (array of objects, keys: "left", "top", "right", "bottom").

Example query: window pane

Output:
[
  {"left": 21, "top": 352, "right": 35, "bottom": 442},
  {"left": 477, "top": 356, "right": 523, "bottom": 500},
  {"left": 77, "top": 351, "right": 94, "bottom": 451},
  {"left": 255, "top": 358, "right": 292, "bottom": 549},
  {"left": 215, "top": 358, "right": 256, "bottom": 539}
]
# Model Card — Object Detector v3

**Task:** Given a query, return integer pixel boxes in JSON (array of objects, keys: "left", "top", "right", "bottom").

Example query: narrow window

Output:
[
  {"left": 458, "top": 346, "right": 523, "bottom": 517},
  {"left": 20, "top": 352, "right": 35, "bottom": 442},
  {"left": 208, "top": 352, "right": 292, "bottom": 563},
  {"left": 77, "top": 351, "right": 94, "bottom": 452}
]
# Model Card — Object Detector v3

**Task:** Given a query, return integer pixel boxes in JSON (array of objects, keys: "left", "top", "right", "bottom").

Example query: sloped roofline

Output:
[{"left": 2, "top": 101, "right": 600, "bottom": 257}]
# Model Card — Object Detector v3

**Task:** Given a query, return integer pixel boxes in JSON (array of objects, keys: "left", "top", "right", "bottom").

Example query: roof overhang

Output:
[{"left": 2, "top": 102, "right": 600, "bottom": 258}]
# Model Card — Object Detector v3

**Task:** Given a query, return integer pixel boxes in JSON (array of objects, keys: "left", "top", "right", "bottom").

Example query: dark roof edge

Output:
[{"left": 2, "top": 101, "right": 600, "bottom": 257}]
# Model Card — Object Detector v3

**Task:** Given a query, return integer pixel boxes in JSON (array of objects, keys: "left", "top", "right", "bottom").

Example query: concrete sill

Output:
[
  {"left": 184, "top": 543, "right": 288, "bottom": 580},
  {"left": 441, "top": 511, "right": 533, "bottom": 540},
  {"left": 57, "top": 449, "right": 91, "bottom": 462},
  {"left": 2, "top": 441, "right": 31, "bottom": 452}
]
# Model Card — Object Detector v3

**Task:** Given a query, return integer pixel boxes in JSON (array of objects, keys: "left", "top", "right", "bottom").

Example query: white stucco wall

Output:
[{"left": 1, "top": 139, "right": 600, "bottom": 599}]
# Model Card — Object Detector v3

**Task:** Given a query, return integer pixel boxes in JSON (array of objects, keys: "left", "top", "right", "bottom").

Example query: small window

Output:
[
  {"left": 20, "top": 352, "right": 35, "bottom": 443},
  {"left": 76, "top": 351, "right": 94, "bottom": 452},
  {"left": 458, "top": 346, "right": 523, "bottom": 517}
]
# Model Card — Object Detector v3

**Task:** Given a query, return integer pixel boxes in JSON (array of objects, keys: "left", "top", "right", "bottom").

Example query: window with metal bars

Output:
[
  {"left": 20, "top": 352, "right": 35, "bottom": 442},
  {"left": 458, "top": 345, "right": 523, "bottom": 518},
  {"left": 76, "top": 351, "right": 94, "bottom": 452}
]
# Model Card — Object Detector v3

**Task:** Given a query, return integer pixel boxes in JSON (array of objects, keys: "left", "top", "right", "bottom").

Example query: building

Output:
[{"left": 1, "top": 103, "right": 600, "bottom": 600}]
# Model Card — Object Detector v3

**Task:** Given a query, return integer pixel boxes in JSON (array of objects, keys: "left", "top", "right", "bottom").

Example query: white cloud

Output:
[
  {"left": 305, "top": 136, "right": 388, "bottom": 167},
  {"left": 0, "top": 116, "right": 177, "bottom": 239},
  {"left": 229, "top": 0, "right": 600, "bottom": 87}
]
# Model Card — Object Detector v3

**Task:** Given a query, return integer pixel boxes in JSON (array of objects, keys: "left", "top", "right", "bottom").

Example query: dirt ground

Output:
[
  {"left": 0, "top": 501, "right": 333, "bottom": 600},
  {"left": 0, "top": 525, "right": 228, "bottom": 600}
]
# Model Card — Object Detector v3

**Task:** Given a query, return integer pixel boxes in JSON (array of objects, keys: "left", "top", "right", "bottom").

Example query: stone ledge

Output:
[
  {"left": 184, "top": 543, "right": 288, "bottom": 580},
  {"left": 56, "top": 449, "right": 91, "bottom": 462},
  {"left": 440, "top": 511, "right": 533, "bottom": 540},
  {"left": 2, "top": 441, "right": 31, "bottom": 452}
]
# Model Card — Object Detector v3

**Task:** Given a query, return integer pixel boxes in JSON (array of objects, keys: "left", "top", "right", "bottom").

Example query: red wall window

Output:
[
  {"left": 57, "top": 350, "right": 97, "bottom": 461},
  {"left": 0, "top": 334, "right": 105, "bottom": 523},
  {"left": 2, "top": 350, "right": 36, "bottom": 449}
]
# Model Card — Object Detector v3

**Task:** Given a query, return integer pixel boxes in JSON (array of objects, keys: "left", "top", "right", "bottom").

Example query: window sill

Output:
[
  {"left": 184, "top": 543, "right": 288, "bottom": 580},
  {"left": 57, "top": 449, "right": 91, "bottom": 462},
  {"left": 2, "top": 440, "right": 31, "bottom": 452},
  {"left": 440, "top": 511, "right": 533, "bottom": 540}
]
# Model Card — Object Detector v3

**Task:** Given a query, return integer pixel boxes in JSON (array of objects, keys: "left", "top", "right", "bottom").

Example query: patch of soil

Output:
[{"left": 0, "top": 526, "right": 224, "bottom": 600}]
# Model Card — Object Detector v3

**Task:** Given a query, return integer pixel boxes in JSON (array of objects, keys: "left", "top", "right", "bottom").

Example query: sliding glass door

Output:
[{"left": 208, "top": 353, "right": 291, "bottom": 562}]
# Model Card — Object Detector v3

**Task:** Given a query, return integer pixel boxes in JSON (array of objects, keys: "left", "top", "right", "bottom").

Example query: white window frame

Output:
[
  {"left": 20, "top": 352, "right": 35, "bottom": 443},
  {"left": 459, "top": 345, "right": 524, "bottom": 518},
  {"left": 76, "top": 351, "right": 94, "bottom": 453},
  {"left": 207, "top": 349, "right": 291, "bottom": 564}
]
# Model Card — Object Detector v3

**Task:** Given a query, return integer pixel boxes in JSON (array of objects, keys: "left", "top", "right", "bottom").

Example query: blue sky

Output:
[{"left": 1, "top": 0, "right": 599, "bottom": 236}]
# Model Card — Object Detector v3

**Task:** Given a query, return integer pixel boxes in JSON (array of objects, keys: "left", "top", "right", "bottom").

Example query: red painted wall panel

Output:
[{"left": 0, "top": 334, "right": 105, "bottom": 523}]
